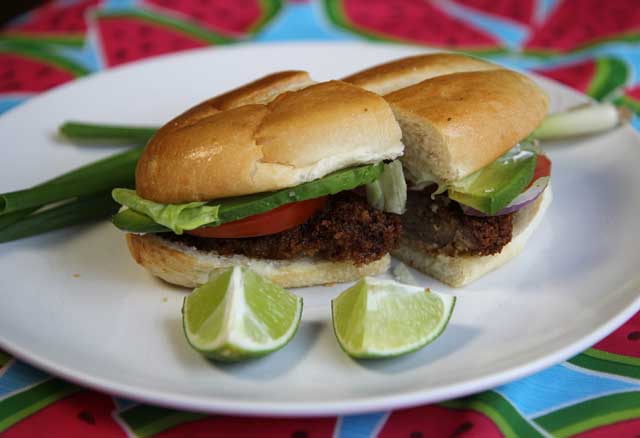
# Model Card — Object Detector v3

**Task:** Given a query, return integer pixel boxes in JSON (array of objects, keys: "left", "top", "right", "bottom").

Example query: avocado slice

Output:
[
  {"left": 112, "top": 163, "right": 383, "bottom": 234},
  {"left": 448, "top": 150, "right": 537, "bottom": 215},
  {"left": 112, "top": 208, "right": 168, "bottom": 233}
]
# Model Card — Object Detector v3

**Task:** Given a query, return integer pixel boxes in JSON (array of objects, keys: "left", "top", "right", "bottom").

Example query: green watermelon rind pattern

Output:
[
  {"left": 587, "top": 58, "right": 629, "bottom": 101},
  {"left": 322, "top": 0, "right": 507, "bottom": 55},
  {"left": 248, "top": 0, "right": 284, "bottom": 35},
  {"left": 0, "top": 41, "right": 90, "bottom": 77},
  {"left": 440, "top": 390, "right": 544, "bottom": 437},
  {"left": 0, "top": 33, "right": 84, "bottom": 48},
  {"left": 0, "top": 379, "right": 82, "bottom": 432},
  {"left": 586, "top": 348, "right": 640, "bottom": 367},
  {"left": 119, "top": 404, "right": 206, "bottom": 438},
  {"left": 95, "top": 9, "right": 233, "bottom": 46},
  {"left": 568, "top": 350, "right": 640, "bottom": 380},
  {"left": 524, "top": 32, "right": 640, "bottom": 57},
  {"left": 533, "top": 391, "right": 640, "bottom": 437}
]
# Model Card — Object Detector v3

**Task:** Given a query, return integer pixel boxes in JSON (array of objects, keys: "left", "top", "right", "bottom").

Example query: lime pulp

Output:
[
  {"left": 182, "top": 266, "right": 303, "bottom": 362},
  {"left": 332, "top": 277, "right": 455, "bottom": 359}
]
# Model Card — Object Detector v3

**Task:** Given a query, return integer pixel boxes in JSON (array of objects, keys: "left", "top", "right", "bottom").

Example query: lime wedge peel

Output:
[
  {"left": 182, "top": 266, "right": 303, "bottom": 362},
  {"left": 331, "top": 277, "right": 456, "bottom": 359}
]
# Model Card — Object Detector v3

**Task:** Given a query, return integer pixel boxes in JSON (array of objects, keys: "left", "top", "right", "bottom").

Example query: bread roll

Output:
[
  {"left": 136, "top": 80, "right": 403, "bottom": 203},
  {"left": 386, "top": 70, "right": 549, "bottom": 183},
  {"left": 168, "top": 70, "right": 315, "bottom": 131},
  {"left": 127, "top": 234, "right": 391, "bottom": 288},
  {"left": 343, "top": 53, "right": 499, "bottom": 95}
]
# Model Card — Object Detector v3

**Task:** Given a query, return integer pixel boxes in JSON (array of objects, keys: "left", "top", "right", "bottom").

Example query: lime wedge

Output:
[
  {"left": 182, "top": 266, "right": 303, "bottom": 362},
  {"left": 331, "top": 277, "right": 455, "bottom": 359}
]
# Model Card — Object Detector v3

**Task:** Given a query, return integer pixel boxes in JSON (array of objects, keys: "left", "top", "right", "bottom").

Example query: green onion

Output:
[
  {"left": 0, "top": 210, "right": 33, "bottom": 230},
  {"left": 531, "top": 103, "right": 630, "bottom": 141},
  {"left": 59, "top": 122, "right": 158, "bottom": 144},
  {"left": 0, "top": 146, "right": 143, "bottom": 216},
  {"left": 0, "top": 193, "right": 119, "bottom": 244}
]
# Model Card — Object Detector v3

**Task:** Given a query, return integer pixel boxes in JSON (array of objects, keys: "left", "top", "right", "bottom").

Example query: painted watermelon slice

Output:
[
  {"left": 152, "top": 416, "right": 337, "bottom": 438},
  {"left": 593, "top": 312, "right": 640, "bottom": 358},
  {"left": 117, "top": 404, "right": 337, "bottom": 437},
  {"left": 524, "top": 0, "right": 640, "bottom": 53},
  {"left": 568, "top": 312, "right": 640, "bottom": 380},
  {"left": 324, "top": 0, "right": 502, "bottom": 52},
  {"left": 95, "top": 11, "right": 229, "bottom": 68},
  {"left": 0, "top": 379, "right": 80, "bottom": 433},
  {"left": 377, "top": 405, "right": 503, "bottom": 438},
  {"left": 2, "top": 391, "right": 126, "bottom": 438},
  {"left": 142, "top": 0, "right": 282, "bottom": 36},
  {"left": 534, "top": 57, "right": 629, "bottom": 101},
  {"left": 3, "top": 0, "right": 100, "bottom": 47},
  {"left": 451, "top": 0, "right": 535, "bottom": 25},
  {"left": 0, "top": 44, "right": 88, "bottom": 93},
  {"left": 441, "top": 391, "right": 541, "bottom": 437}
]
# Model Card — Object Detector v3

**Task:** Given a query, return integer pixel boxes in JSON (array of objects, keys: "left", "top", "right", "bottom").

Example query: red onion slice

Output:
[{"left": 461, "top": 177, "right": 549, "bottom": 217}]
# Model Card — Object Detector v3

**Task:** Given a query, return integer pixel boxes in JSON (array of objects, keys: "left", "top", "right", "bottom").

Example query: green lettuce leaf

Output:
[
  {"left": 366, "top": 160, "right": 406, "bottom": 214},
  {"left": 112, "top": 189, "right": 220, "bottom": 234}
]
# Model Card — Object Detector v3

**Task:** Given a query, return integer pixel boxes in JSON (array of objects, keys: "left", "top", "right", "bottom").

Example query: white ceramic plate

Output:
[{"left": 1, "top": 43, "right": 639, "bottom": 416}]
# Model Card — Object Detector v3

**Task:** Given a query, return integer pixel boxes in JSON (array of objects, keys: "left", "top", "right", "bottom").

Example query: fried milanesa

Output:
[
  {"left": 169, "top": 192, "right": 402, "bottom": 265},
  {"left": 403, "top": 189, "right": 513, "bottom": 257}
]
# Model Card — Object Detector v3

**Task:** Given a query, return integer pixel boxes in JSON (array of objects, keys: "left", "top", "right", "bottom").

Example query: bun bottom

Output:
[
  {"left": 126, "top": 234, "right": 390, "bottom": 288},
  {"left": 393, "top": 187, "right": 552, "bottom": 287}
]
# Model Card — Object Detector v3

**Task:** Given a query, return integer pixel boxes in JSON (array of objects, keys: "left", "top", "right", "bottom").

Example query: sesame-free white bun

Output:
[
  {"left": 386, "top": 69, "right": 549, "bottom": 183},
  {"left": 136, "top": 80, "right": 403, "bottom": 203},
  {"left": 126, "top": 234, "right": 390, "bottom": 288},
  {"left": 170, "top": 70, "right": 315, "bottom": 128},
  {"left": 394, "top": 187, "right": 552, "bottom": 287},
  {"left": 345, "top": 55, "right": 549, "bottom": 183}
]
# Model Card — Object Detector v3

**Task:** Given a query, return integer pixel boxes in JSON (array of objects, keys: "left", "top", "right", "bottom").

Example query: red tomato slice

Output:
[
  {"left": 526, "top": 154, "right": 551, "bottom": 189},
  {"left": 185, "top": 196, "right": 328, "bottom": 238}
]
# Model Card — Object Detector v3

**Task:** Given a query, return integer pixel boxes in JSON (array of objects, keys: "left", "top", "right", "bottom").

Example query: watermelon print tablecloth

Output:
[{"left": 1, "top": 1, "right": 640, "bottom": 436}]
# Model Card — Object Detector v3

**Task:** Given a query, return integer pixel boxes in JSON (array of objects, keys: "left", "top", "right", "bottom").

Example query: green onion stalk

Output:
[
  {"left": 0, "top": 147, "right": 143, "bottom": 242},
  {"left": 0, "top": 193, "right": 119, "bottom": 243},
  {"left": 1, "top": 146, "right": 142, "bottom": 215},
  {"left": 531, "top": 103, "right": 631, "bottom": 141},
  {"left": 59, "top": 122, "right": 157, "bottom": 144}
]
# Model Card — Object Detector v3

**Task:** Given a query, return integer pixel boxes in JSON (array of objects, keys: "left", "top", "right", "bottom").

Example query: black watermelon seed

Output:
[
  {"left": 77, "top": 410, "right": 96, "bottom": 425},
  {"left": 627, "top": 331, "right": 640, "bottom": 341}
]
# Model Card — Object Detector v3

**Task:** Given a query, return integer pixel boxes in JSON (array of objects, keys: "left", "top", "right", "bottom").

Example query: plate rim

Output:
[{"left": 2, "top": 287, "right": 639, "bottom": 416}]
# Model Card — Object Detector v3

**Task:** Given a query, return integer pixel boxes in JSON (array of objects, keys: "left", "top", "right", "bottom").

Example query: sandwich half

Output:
[
  {"left": 111, "top": 75, "right": 405, "bottom": 288},
  {"left": 348, "top": 56, "right": 552, "bottom": 287}
]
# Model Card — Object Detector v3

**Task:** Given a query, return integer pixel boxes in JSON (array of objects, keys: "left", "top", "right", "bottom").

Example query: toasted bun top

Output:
[
  {"left": 163, "top": 70, "right": 315, "bottom": 132},
  {"left": 343, "top": 53, "right": 499, "bottom": 95},
  {"left": 136, "top": 80, "right": 403, "bottom": 203},
  {"left": 198, "top": 70, "right": 315, "bottom": 111},
  {"left": 386, "top": 70, "right": 549, "bottom": 183}
]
